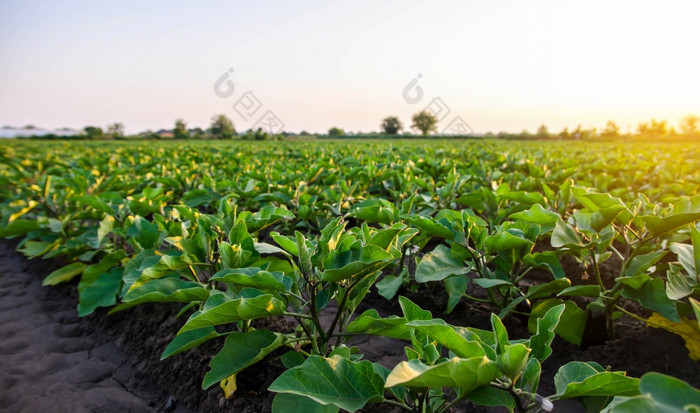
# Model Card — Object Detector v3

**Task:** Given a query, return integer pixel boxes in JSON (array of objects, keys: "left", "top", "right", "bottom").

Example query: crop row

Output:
[{"left": 1, "top": 139, "right": 699, "bottom": 412}]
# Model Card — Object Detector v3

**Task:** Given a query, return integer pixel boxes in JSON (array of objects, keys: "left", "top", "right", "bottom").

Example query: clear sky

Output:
[{"left": 1, "top": 0, "right": 699, "bottom": 134}]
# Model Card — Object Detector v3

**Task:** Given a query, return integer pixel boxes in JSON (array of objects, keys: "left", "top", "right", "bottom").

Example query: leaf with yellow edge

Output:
[
  {"left": 220, "top": 374, "right": 237, "bottom": 398},
  {"left": 646, "top": 312, "right": 700, "bottom": 361}
]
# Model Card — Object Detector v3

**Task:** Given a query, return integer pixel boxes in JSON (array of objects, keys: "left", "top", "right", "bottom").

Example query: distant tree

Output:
[
  {"left": 300, "top": 130, "right": 311, "bottom": 136},
  {"left": 83, "top": 126, "right": 103, "bottom": 139},
  {"left": 536, "top": 124, "right": 550, "bottom": 139},
  {"left": 680, "top": 114, "right": 699, "bottom": 136},
  {"left": 254, "top": 127, "right": 270, "bottom": 141},
  {"left": 638, "top": 118, "right": 667, "bottom": 139},
  {"left": 209, "top": 114, "right": 235, "bottom": 139},
  {"left": 411, "top": 111, "right": 438, "bottom": 135},
  {"left": 557, "top": 127, "right": 570, "bottom": 140},
  {"left": 601, "top": 121, "right": 620, "bottom": 139},
  {"left": 381, "top": 116, "right": 403, "bottom": 135},
  {"left": 106, "top": 123, "right": 125, "bottom": 139},
  {"left": 328, "top": 127, "right": 345, "bottom": 136},
  {"left": 174, "top": 119, "right": 189, "bottom": 139}
]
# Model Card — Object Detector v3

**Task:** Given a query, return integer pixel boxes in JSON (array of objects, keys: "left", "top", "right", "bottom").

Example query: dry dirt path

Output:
[{"left": 0, "top": 242, "right": 190, "bottom": 413}]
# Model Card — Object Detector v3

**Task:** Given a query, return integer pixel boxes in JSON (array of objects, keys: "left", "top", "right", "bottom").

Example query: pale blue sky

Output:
[{"left": 1, "top": 0, "right": 699, "bottom": 134}]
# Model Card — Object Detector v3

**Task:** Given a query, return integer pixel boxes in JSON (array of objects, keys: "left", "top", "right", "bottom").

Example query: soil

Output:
[{"left": 1, "top": 239, "right": 698, "bottom": 413}]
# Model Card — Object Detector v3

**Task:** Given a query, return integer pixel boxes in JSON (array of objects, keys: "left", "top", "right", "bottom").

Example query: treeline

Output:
[{"left": 17, "top": 114, "right": 700, "bottom": 142}]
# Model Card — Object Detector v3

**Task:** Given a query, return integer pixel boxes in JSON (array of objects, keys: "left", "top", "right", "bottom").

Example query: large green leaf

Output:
[
  {"left": 345, "top": 309, "right": 410, "bottom": 340},
  {"left": 321, "top": 244, "right": 393, "bottom": 282},
  {"left": 384, "top": 357, "right": 498, "bottom": 391},
  {"left": 406, "top": 319, "right": 487, "bottom": 358},
  {"left": 111, "top": 278, "right": 209, "bottom": 312},
  {"left": 621, "top": 278, "right": 680, "bottom": 322},
  {"left": 161, "top": 327, "right": 222, "bottom": 359},
  {"left": 529, "top": 304, "right": 565, "bottom": 362},
  {"left": 529, "top": 299, "right": 586, "bottom": 346},
  {"left": 210, "top": 267, "right": 288, "bottom": 291},
  {"left": 484, "top": 229, "right": 533, "bottom": 253},
  {"left": 271, "top": 394, "right": 339, "bottom": 413},
  {"left": 268, "top": 355, "right": 385, "bottom": 412},
  {"left": 639, "top": 196, "right": 700, "bottom": 236},
  {"left": 510, "top": 203, "right": 560, "bottom": 229},
  {"left": 178, "top": 293, "right": 286, "bottom": 333},
  {"left": 203, "top": 329, "right": 286, "bottom": 389},
  {"left": 415, "top": 245, "right": 469, "bottom": 283},
  {"left": 77, "top": 267, "right": 123, "bottom": 316},
  {"left": 624, "top": 250, "right": 668, "bottom": 277},
  {"left": 554, "top": 361, "right": 640, "bottom": 399},
  {"left": 551, "top": 220, "right": 583, "bottom": 248},
  {"left": 42, "top": 262, "right": 87, "bottom": 286},
  {"left": 403, "top": 215, "right": 455, "bottom": 240}
]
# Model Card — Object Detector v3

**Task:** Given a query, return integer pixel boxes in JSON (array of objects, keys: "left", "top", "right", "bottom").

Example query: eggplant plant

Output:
[{"left": 545, "top": 189, "right": 700, "bottom": 350}]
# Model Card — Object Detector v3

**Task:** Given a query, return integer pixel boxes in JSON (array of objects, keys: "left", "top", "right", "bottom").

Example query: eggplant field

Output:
[{"left": 1, "top": 138, "right": 699, "bottom": 413}]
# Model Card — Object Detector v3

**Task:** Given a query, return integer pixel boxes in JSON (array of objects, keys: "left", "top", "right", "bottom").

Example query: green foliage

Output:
[
  {"left": 411, "top": 110, "right": 438, "bottom": 135},
  {"left": 1, "top": 139, "right": 699, "bottom": 412},
  {"left": 381, "top": 116, "right": 403, "bottom": 135}
]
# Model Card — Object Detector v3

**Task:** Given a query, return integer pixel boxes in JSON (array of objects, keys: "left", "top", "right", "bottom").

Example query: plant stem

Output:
[{"left": 382, "top": 398, "right": 413, "bottom": 412}]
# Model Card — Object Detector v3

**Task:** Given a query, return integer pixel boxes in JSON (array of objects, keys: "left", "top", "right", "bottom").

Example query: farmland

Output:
[{"left": 1, "top": 138, "right": 699, "bottom": 412}]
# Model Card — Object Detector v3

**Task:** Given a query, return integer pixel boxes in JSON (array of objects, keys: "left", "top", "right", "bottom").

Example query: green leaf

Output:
[
  {"left": 529, "top": 304, "right": 565, "bottom": 362},
  {"left": 73, "top": 194, "right": 115, "bottom": 215},
  {"left": 621, "top": 278, "right": 680, "bottom": 322},
  {"left": 552, "top": 220, "right": 582, "bottom": 248},
  {"left": 637, "top": 372, "right": 700, "bottom": 411},
  {"left": 210, "top": 267, "right": 288, "bottom": 292},
  {"left": 497, "top": 343, "right": 531, "bottom": 382},
  {"left": 406, "top": 319, "right": 487, "bottom": 358},
  {"left": 399, "top": 296, "right": 432, "bottom": 321},
  {"left": 415, "top": 245, "right": 468, "bottom": 283},
  {"left": 555, "top": 371, "right": 640, "bottom": 399},
  {"left": 403, "top": 215, "right": 455, "bottom": 240},
  {"left": 666, "top": 264, "right": 697, "bottom": 301},
  {"left": 444, "top": 275, "right": 468, "bottom": 314},
  {"left": 271, "top": 394, "right": 338, "bottom": 413},
  {"left": 178, "top": 293, "right": 286, "bottom": 334},
  {"left": 526, "top": 278, "right": 572, "bottom": 300},
  {"left": 203, "top": 329, "right": 286, "bottom": 389},
  {"left": 0, "top": 219, "right": 40, "bottom": 237},
  {"left": 671, "top": 241, "right": 698, "bottom": 278},
  {"left": 491, "top": 313, "right": 509, "bottom": 355},
  {"left": 624, "top": 251, "right": 667, "bottom": 277},
  {"left": 384, "top": 357, "right": 498, "bottom": 392},
  {"left": 639, "top": 196, "right": 700, "bottom": 236},
  {"left": 127, "top": 216, "right": 160, "bottom": 250},
  {"left": 111, "top": 278, "right": 209, "bottom": 312},
  {"left": 376, "top": 274, "right": 404, "bottom": 300},
  {"left": 42, "top": 262, "right": 87, "bottom": 286},
  {"left": 484, "top": 230, "right": 533, "bottom": 253},
  {"left": 523, "top": 251, "right": 565, "bottom": 279},
  {"left": 557, "top": 285, "right": 602, "bottom": 298},
  {"left": 529, "top": 299, "right": 586, "bottom": 346},
  {"left": 465, "top": 385, "right": 515, "bottom": 412},
  {"left": 268, "top": 355, "right": 385, "bottom": 412},
  {"left": 161, "top": 327, "right": 221, "bottom": 359},
  {"left": 345, "top": 309, "right": 410, "bottom": 340},
  {"left": 321, "top": 244, "right": 393, "bottom": 282},
  {"left": 77, "top": 267, "right": 123, "bottom": 316},
  {"left": 510, "top": 203, "right": 560, "bottom": 229},
  {"left": 280, "top": 351, "right": 306, "bottom": 369},
  {"left": 517, "top": 358, "right": 542, "bottom": 394},
  {"left": 474, "top": 278, "right": 512, "bottom": 289}
]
